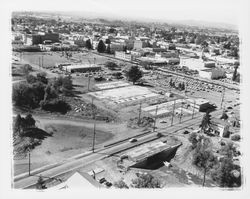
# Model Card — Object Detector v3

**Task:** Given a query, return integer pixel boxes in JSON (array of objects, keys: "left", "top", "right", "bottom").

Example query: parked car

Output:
[
  {"left": 105, "top": 182, "right": 112, "bottom": 187},
  {"left": 99, "top": 178, "right": 107, "bottom": 184},
  {"left": 129, "top": 138, "right": 137, "bottom": 143}
]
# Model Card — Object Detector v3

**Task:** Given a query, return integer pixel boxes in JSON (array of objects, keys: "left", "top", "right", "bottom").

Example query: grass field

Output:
[{"left": 14, "top": 122, "right": 113, "bottom": 176}]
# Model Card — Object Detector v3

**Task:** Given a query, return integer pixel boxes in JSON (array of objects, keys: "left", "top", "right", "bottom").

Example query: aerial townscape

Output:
[{"left": 11, "top": 10, "right": 241, "bottom": 190}]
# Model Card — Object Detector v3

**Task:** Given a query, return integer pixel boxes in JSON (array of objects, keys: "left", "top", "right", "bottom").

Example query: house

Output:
[
  {"left": 48, "top": 172, "right": 102, "bottom": 189},
  {"left": 210, "top": 118, "right": 230, "bottom": 137},
  {"left": 115, "top": 51, "right": 132, "bottom": 61}
]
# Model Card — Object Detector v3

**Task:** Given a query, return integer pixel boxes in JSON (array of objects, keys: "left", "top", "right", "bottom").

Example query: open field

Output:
[{"left": 14, "top": 121, "right": 113, "bottom": 176}]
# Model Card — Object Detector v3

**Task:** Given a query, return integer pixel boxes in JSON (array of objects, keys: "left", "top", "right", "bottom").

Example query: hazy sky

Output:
[
  {"left": 8, "top": 0, "right": 243, "bottom": 25},
  {"left": 79, "top": 0, "right": 240, "bottom": 25}
]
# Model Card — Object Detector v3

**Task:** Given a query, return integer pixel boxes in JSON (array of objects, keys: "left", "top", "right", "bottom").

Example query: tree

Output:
[
  {"left": 106, "top": 44, "right": 111, "bottom": 54},
  {"left": 13, "top": 82, "right": 44, "bottom": 109},
  {"left": 125, "top": 65, "right": 143, "bottom": 84},
  {"left": 43, "top": 83, "right": 58, "bottom": 101},
  {"left": 36, "top": 175, "right": 47, "bottom": 190},
  {"left": 212, "top": 157, "right": 241, "bottom": 187},
  {"left": 169, "top": 78, "right": 173, "bottom": 87},
  {"left": 182, "top": 82, "right": 185, "bottom": 90},
  {"left": 22, "top": 64, "right": 32, "bottom": 76},
  {"left": 178, "top": 82, "right": 182, "bottom": 90},
  {"left": 26, "top": 74, "right": 37, "bottom": 84},
  {"left": 192, "top": 136, "right": 217, "bottom": 186},
  {"left": 113, "top": 179, "right": 129, "bottom": 189},
  {"left": 220, "top": 111, "right": 229, "bottom": 120},
  {"left": 232, "top": 65, "right": 238, "bottom": 81},
  {"left": 188, "top": 132, "right": 199, "bottom": 149},
  {"left": 131, "top": 173, "right": 161, "bottom": 188},
  {"left": 200, "top": 111, "right": 211, "bottom": 133},
  {"left": 220, "top": 142, "right": 235, "bottom": 159},
  {"left": 24, "top": 114, "right": 36, "bottom": 129},
  {"left": 105, "top": 38, "right": 111, "bottom": 44},
  {"left": 105, "top": 61, "right": 118, "bottom": 70},
  {"left": 36, "top": 72, "right": 48, "bottom": 84},
  {"left": 97, "top": 40, "right": 106, "bottom": 53},
  {"left": 85, "top": 39, "right": 92, "bottom": 50},
  {"left": 62, "top": 75, "right": 73, "bottom": 90}
]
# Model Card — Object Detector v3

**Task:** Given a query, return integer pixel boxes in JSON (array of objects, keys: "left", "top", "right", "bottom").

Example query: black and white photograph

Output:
[{"left": 0, "top": 0, "right": 250, "bottom": 198}]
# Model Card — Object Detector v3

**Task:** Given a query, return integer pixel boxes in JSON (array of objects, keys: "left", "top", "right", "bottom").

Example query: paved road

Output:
[
  {"left": 13, "top": 132, "right": 159, "bottom": 189},
  {"left": 13, "top": 109, "right": 223, "bottom": 189}
]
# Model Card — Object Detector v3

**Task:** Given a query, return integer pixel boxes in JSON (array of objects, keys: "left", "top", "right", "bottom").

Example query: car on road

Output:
[
  {"left": 156, "top": 132, "right": 163, "bottom": 137},
  {"left": 129, "top": 138, "right": 137, "bottom": 143},
  {"left": 183, "top": 130, "right": 190, "bottom": 134}
]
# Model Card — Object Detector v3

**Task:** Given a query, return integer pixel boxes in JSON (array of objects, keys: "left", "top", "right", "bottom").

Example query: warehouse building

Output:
[{"left": 63, "top": 64, "right": 101, "bottom": 73}]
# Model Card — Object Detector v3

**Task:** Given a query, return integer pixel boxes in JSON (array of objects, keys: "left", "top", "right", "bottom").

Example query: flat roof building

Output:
[{"left": 63, "top": 64, "right": 101, "bottom": 73}]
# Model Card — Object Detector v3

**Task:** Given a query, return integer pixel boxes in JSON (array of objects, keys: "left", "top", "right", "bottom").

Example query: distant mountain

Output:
[
  {"left": 167, "top": 19, "right": 238, "bottom": 31},
  {"left": 13, "top": 11, "right": 238, "bottom": 31}
]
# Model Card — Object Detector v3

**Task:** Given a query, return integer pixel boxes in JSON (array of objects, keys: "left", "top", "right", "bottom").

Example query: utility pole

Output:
[
  {"left": 171, "top": 99, "right": 176, "bottom": 126},
  {"left": 153, "top": 106, "right": 158, "bottom": 132},
  {"left": 179, "top": 99, "right": 184, "bottom": 123},
  {"left": 92, "top": 117, "right": 96, "bottom": 153},
  {"left": 220, "top": 87, "right": 225, "bottom": 109},
  {"left": 137, "top": 101, "right": 142, "bottom": 125},
  {"left": 42, "top": 56, "right": 44, "bottom": 68},
  {"left": 39, "top": 57, "right": 41, "bottom": 69},
  {"left": 192, "top": 99, "right": 196, "bottom": 119},
  {"left": 28, "top": 150, "right": 31, "bottom": 176},
  {"left": 87, "top": 73, "right": 91, "bottom": 92},
  {"left": 91, "top": 97, "right": 95, "bottom": 118}
]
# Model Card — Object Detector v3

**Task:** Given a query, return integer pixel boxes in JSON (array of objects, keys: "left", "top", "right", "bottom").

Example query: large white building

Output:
[
  {"left": 63, "top": 64, "right": 101, "bottom": 73},
  {"left": 115, "top": 51, "right": 132, "bottom": 61}
]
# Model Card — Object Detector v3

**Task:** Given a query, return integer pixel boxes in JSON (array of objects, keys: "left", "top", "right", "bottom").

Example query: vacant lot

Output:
[{"left": 14, "top": 121, "right": 113, "bottom": 176}]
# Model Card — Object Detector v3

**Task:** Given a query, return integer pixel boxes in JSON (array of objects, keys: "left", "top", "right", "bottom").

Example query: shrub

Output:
[
  {"left": 188, "top": 132, "right": 198, "bottom": 149},
  {"left": 231, "top": 134, "right": 240, "bottom": 141},
  {"left": 40, "top": 99, "right": 71, "bottom": 114}
]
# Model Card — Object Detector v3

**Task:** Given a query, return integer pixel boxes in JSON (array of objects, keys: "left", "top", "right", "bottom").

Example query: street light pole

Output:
[
  {"left": 92, "top": 118, "right": 96, "bottom": 153},
  {"left": 153, "top": 106, "right": 158, "bottom": 132},
  {"left": 171, "top": 99, "right": 176, "bottom": 126},
  {"left": 220, "top": 87, "right": 225, "bottom": 109},
  {"left": 138, "top": 101, "right": 142, "bottom": 125}
]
